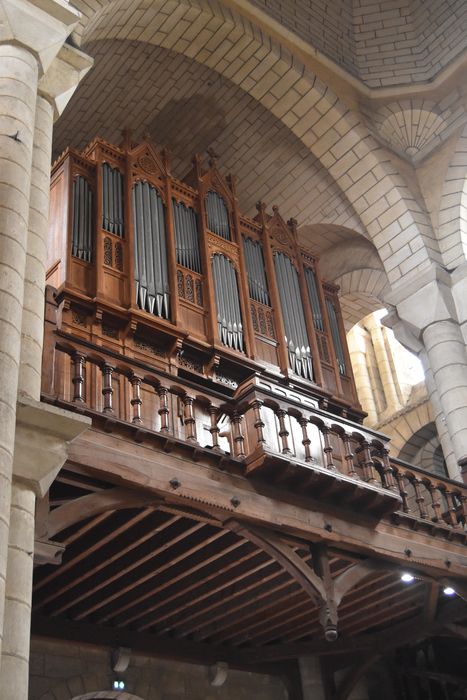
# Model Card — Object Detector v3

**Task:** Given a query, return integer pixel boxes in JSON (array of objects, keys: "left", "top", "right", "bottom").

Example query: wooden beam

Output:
[
  {"left": 238, "top": 599, "right": 467, "bottom": 663},
  {"left": 334, "top": 654, "right": 380, "bottom": 700},
  {"left": 47, "top": 486, "right": 160, "bottom": 537},
  {"left": 67, "top": 431, "right": 467, "bottom": 578},
  {"left": 422, "top": 582, "right": 439, "bottom": 623},
  {"left": 227, "top": 520, "right": 325, "bottom": 605}
]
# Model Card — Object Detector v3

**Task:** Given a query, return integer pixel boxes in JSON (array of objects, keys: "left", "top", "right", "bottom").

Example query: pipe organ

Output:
[{"left": 47, "top": 135, "right": 361, "bottom": 419}]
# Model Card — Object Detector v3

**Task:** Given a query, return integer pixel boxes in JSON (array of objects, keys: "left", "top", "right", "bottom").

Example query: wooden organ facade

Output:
[
  {"left": 37, "top": 134, "right": 467, "bottom": 700},
  {"left": 46, "top": 135, "right": 359, "bottom": 418}
]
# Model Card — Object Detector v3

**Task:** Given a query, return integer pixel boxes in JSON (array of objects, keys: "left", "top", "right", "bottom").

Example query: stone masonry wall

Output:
[{"left": 30, "top": 638, "right": 289, "bottom": 700}]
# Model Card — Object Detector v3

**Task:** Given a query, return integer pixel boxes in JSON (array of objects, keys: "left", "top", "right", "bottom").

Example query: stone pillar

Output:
[
  {"left": 421, "top": 320, "right": 467, "bottom": 475},
  {"left": 0, "top": 41, "right": 93, "bottom": 700},
  {"left": 0, "top": 401, "right": 90, "bottom": 700},
  {"left": 0, "top": 41, "right": 39, "bottom": 663},
  {"left": 386, "top": 266, "right": 467, "bottom": 480},
  {"left": 19, "top": 45, "right": 94, "bottom": 399},
  {"left": 365, "top": 314, "right": 402, "bottom": 416},
  {"left": 422, "top": 357, "right": 459, "bottom": 478},
  {"left": 347, "top": 324, "right": 378, "bottom": 424},
  {"left": 0, "top": 0, "right": 81, "bottom": 658},
  {"left": 0, "top": 481, "right": 35, "bottom": 700},
  {"left": 299, "top": 656, "right": 326, "bottom": 700}
]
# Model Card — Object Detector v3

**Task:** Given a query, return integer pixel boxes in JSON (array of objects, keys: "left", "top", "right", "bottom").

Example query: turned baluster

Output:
[
  {"left": 320, "top": 425, "right": 337, "bottom": 471},
  {"left": 71, "top": 352, "right": 86, "bottom": 402},
  {"left": 359, "top": 440, "right": 378, "bottom": 484},
  {"left": 276, "top": 409, "right": 291, "bottom": 454},
  {"left": 428, "top": 483, "right": 443, "bottom": 522},
  {"left": 380, "top": 448, "right": 397, "bottom": 492},
  {"left": 158, "top": 386, "right": 170, "bottom": 433},
  {"left": 130, "top": 374, "right": 143, "bottom": 424},
  {"left": 341, "top": 432, "right": 358, "bottom": 478},
  {"left": 183, "top": 395, "right": 198, "bottom": 443},
  {"left": 209, "top": 405, "right": 222, "bottom": 452},
  {"left": 231, "top": 411, "right": 246, "bottom": 458},
  {"left": 299, "top": 417, "right": 312, "bottom": 462},
  {"left": 395, "top": 472, "right": 410, "bottom": 512},
  {"left": 444, "top": 490, "right": 460, "bottom": 528},
  {"left": 458, "top": 494, "right": 467, "bottom": 525},
  {"left": 101, "top": 363, "right": 114, "bottom": 414},
  {"left": 412, "top": 478, "right": 429, "bottom": 518},
  {"left": 251, "top": 399, "right": 266, "bottom": 447}
]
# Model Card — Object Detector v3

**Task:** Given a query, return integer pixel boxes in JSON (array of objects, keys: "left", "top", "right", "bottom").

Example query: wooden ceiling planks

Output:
[{"left": 33, "top": 467, "right": 434, "bottom": 658}]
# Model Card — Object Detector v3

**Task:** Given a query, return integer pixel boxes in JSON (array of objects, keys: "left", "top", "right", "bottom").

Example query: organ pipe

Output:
[
  {"left": 132, "top": 181, "right": 170, "bottom": 319},
  {"left": 172, "top": 199, "right": 201, "bottom": 273},
  {"left": 326, "top": 298, "right": 346, "bottom": 375},
  {"left": 304, "top": 267, "right": 324, "bottom": 331},
  {"left": 243, "top": 237, "right": 270, "bottom": 306},
  {"left": 72, "top": 175, "right": 93, "bottom": 262},
  {"left": 206, "top": 191, "right": 230, "bottom": 240},
  {"left": 212, "top": 254, "right": 244, "bottom": 351},
  {"left": 274, "top": 252, "right": 312, "bottom": 380},
  {"left": 102, "top": 163, "right": 124, "bottom": 237}
]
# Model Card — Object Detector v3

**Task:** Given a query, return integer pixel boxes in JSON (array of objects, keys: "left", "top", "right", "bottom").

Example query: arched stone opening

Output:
[
  {"left": 398, "top": 421, "right": 447, "bottom": 477},
  {"left": 438, "top": 122, "right": 467, "bottom": 269}
]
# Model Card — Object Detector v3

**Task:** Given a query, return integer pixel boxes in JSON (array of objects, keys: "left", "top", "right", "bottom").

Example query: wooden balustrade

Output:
[{"left": 44, "top": 340, "right": 467, "bottom": 533}]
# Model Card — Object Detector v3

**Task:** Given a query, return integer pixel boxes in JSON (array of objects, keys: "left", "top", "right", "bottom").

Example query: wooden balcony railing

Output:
[{"left": 42, "top": 333, "right": 467, "bottom": 539}]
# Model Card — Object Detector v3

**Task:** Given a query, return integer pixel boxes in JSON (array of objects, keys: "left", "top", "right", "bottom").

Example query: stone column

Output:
[
  {"left": 0, "top": 401, "right": 90, "bottom": 700},
  {"left": 0, "top": 42, "right": 93, "bottom": 700},
  {"left": 365, "top": 313, "right": 402, "bottom": 416},
  {"left": 0, "top": 0, "right": 81, "bottom": 676},
  {"left": 386, "top": 266, "right": 467, "bottom": 480},
  {"left": 299, "top": 656, "right": 326, "bottom": 700},
  {"left": 422, "top": 357, "right": 459, "bottom": 479},
  {"left": 19, "top": 45, "right": 94, "bottom": 399},
  {"left": 347, "top": 324, "right": 378, "bottom": 424}
]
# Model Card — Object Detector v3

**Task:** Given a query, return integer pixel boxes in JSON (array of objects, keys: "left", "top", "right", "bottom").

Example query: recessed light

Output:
[{"left": 401, "top": 572, "right": 415, "bottom": 583}]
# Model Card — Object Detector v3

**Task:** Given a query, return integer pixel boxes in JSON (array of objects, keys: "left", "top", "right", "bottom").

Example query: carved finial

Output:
[
  {"left": 121, "top": 128, "right": 132, "bottom": 149},
  {"left": 207, "top": 146, "right": 219, "bottom": 167},
  {"left": 272, "top": 205, "right": 279, "bottom": 214},
  {"left": 287, "top": 217, "right": 298, "bottom": 234},
  {"left": 143, "top": 129, "right": 153, "bottom": 143}
]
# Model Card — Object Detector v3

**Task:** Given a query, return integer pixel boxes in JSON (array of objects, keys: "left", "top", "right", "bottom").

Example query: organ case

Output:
[{"left": 46, "top": 135, "right": 362, "bottom": 419}]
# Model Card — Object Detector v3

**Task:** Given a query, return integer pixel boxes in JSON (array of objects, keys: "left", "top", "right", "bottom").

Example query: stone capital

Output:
[
  {"left": 0, "top": 0, "right": 80, "bottom": 74},
  {"left": 384, "top": 264, "right": 457, "bottom": 338},
  {"left": 39, "top": 43, "right": 93, "bottom": 120},
  {"left": 13, "top": 396, "right": 90, "bottom": 497}
]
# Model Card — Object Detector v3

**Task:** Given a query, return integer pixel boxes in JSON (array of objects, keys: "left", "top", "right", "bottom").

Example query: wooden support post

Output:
[
  {"left": 130, "top": 374, "right": 143, "bottom": 424},
  {"left": 277, "top": 409, "right": 291, "bottom": 454},
  {"left": 157, "top": 386, "right": 170, "bottom": 433},
  {"left": 101, "top": 363, "right": 114, "bottom": 414},
  {"left": 183, "top": 395, "right": 198, "bottom": 443},
  {"left": 72, "top": 352, "right": 86, "bottom": 403}
]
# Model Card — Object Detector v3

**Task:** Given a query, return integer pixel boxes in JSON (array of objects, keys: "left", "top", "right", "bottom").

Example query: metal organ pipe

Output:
[
  {"left": 243, "top": 237, "right": 270, "bottom": 306},
  {"left": 206, "top": 191, "right": 230, "bottom": 240},
  {"left": 172, "top": 199, "right": 201, "bottom": 273},
  {"left": 102, "top": 163, "right": 124, "bottom": 237},
  {"left": 212, "top": 254, "right": 244, "bottom": 352},
  {"left": 132, "top": 181, "right": 170, "bottom": 319},
  {"left": 304, "top": 267, "right": 324, "bottom": 331},
  {"left": 326, "top": 298, "right": 346, "bottom": 376},
  {"left": 274, "top": 252, "right": 312, "bottom": 380},
  {"left": 71, "top": 175, "right": 93, "bottom": 262}
]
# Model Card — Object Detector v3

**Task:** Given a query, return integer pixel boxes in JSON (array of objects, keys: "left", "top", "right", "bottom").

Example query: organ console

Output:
[{"left": 46, "top": 133, "right": 362, "bottom": 420}]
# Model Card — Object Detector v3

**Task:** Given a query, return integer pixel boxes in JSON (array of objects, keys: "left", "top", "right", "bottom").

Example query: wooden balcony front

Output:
[{"left": 41, "top": 288, "right": 467, "bottom": 541}]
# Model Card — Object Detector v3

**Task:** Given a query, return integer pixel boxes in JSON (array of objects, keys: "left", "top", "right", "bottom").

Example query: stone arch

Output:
[
  {"left": 438, "top": 122, "right": 467, "bottom": 269},
  {"left": 398, "top": 422, "right": 446, "bottom": 476},
  {"left": 39, "top": 673, "right": 155, "bottom": 700},
  {"left": 384, "top": 399, "right": 434, "bottom": 457},
  {"left": 64, "top": 0, "right": 439, "bottom": 282},
  {"left": 307, "top": 227, "right": 389, "bottom": 327}
]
